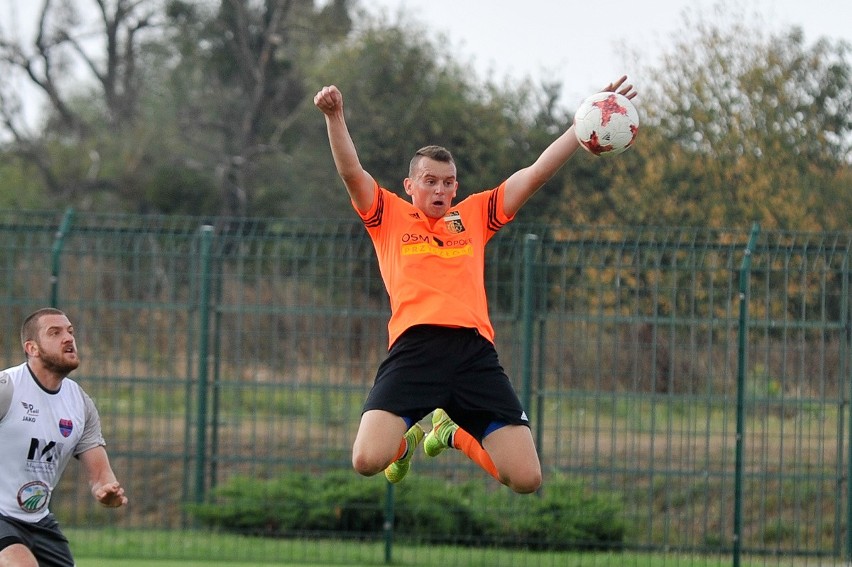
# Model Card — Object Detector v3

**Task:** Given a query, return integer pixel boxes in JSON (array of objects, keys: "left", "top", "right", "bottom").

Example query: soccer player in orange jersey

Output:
[{"left": 315, "top": 77, "right": 637, "bottom": 493}]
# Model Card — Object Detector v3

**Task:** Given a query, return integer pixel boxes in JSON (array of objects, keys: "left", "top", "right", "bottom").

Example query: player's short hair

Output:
[
  {"left": 21, "top": 308, "right": 67, "bottom": 351},
  {"left": 409, "top": 145, "right": 455, "bottom": 176}
]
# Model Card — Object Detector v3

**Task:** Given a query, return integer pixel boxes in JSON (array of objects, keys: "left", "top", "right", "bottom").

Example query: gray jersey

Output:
[{"left": 0, "top": 363, "right": 105, "bottom": 522}]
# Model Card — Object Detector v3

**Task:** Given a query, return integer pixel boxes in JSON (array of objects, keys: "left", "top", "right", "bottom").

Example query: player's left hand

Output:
[
  {"left": 602, "top": 75, "right": 637, "bottom": 100},
  {"left": 94, "top": 481, "right": 128, "bottom": 508}
]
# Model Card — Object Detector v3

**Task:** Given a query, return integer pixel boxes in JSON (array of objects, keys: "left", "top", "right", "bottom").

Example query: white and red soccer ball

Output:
[{"left": 573, "top": 92, "right": 639, "bottom": 156}]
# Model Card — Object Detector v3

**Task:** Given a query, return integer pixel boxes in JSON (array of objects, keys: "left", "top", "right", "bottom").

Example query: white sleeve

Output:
[
  {"left": 75, "top": 390, "right": 107, "bottom": 456},
  {"left": 0, "top": 371, "right": 12, "bottom": 421}
]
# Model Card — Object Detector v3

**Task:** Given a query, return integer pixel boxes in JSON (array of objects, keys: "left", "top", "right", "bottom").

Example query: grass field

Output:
[
  {"left": 74, "top": 555, "right": 829, "bottom": 567},
  {"left": 67, "top": 528, "right": 840, "bottom": 567},
  {"left": 77, "top": 562, "right": 350, "bottom": 567},
  {"left": 77, "top": 562, "right": 297, "bottom": 567}
]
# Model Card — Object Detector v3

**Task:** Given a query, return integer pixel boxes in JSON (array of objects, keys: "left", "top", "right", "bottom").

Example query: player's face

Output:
[
  {"left": 404, "top": 158, "right": 458, "bottom": 219},
  {"left": 31, "top": 314, "right": 80, "bottom": 375}
]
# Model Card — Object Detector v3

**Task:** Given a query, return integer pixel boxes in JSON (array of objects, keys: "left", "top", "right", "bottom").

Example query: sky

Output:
[{"left": 362, "top": 0, "right": 852, "bottom": 107}]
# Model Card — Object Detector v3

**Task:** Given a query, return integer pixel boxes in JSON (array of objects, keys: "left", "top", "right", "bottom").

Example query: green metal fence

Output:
[{"left": 0, "top": 208, "right": 849, "bottom": 566}]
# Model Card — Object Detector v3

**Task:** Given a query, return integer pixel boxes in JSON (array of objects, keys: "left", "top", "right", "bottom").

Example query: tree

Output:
[
  {"left": 0, "top": 0, "right": 353, "bottom": 215},
  {"left": 4, "top": 2, "right": 847, "bottom": 229},
  {"left": 587, "top": 6, "right": 852, "bottom": 231},
  {"left": 0, "top": 0, "right": 166, "bottom": 204},
  {"left": 159, "top": 0, "right": 353, "bottom": 216},
  {"left": 286, "top": 14, "right": 573, "bottom": 220}
]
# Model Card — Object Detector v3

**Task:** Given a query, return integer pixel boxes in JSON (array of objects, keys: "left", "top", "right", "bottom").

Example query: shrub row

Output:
[{"left": 187, "top": 471, "right": 625, "bottom": 551}]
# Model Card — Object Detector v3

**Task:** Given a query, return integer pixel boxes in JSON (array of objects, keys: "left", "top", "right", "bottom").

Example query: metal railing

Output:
[{"left": 0, "top": 208, "right": 849, "bottom": 565}]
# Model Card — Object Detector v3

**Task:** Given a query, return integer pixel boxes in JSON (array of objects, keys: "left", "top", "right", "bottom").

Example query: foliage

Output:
[
  {"left": 0, "top": 156, "right": 45, "bottom": 208},
  {"left": 159, "top": 0, "right": 344, "bottom": 216},
  {"left": 591, "top": 5, "right": 852, "bottom": 230},
  {"left": 0, "top": 0, "right": 352, "bottom": 216},
  {"left": 0, "top": 0, "right": 169, "bottom": 207},
  {"left": 293, "top": 16, "right": 563, "bottom": 220},
  {"left": 509, "top": 477, "right": 626, "bottom": 550},
  {"left": 186, "top": 470, "right": 626, "bottom": 551},
  {"left": 0, "top": 2, "right": 849, "bottom": 230}
]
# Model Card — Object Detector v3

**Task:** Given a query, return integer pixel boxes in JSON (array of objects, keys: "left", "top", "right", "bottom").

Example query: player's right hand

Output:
[
  {"left": 94, "top": 481, "right": 128, "bottom": 508},
  {"left": 314, "top": 85, "right": 343, "bottom": 115}
]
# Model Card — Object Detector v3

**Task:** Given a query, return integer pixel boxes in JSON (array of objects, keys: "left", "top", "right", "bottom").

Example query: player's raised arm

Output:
[
  {"left": 502, "top": 76, "right": 637, "bottom": 218},
  {"left": 314, "top": 85, "right": 376, "bottom": 213}
]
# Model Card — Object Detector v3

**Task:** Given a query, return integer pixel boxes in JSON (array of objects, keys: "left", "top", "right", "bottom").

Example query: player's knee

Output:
[
  {"left": 504, "top": 466, "right": 542, "bottom": 494},
  {"left": 0, "top": 542, "right": 40, "bottom": 567},
  {"left": 508, "top": 474, "right": 541, "bottom": 494},
  {"left": 351, "top": 450, "right": 383, "bottom": 477}
]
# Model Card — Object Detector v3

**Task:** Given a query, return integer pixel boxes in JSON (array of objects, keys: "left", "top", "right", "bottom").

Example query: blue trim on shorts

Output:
[{"left": 484, "top": 420, "right": 507, "bottom": 438}]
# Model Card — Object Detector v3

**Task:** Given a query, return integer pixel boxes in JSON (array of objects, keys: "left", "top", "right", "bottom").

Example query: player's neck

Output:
[{"left": 27, "top": 362, "right": 64, "bottom": 392}]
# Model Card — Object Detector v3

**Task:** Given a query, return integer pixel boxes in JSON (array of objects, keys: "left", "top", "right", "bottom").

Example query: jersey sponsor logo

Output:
[
  {"left": 401, "top": 233, "right": 430, "bottom": 243},
  {"left": 443, "top": 237, "right": 472, "bottom": 247},
  {"left": 25, "top": 438, "right": 65, "bottom": 474},
  {"left": 17, "top": 480, "right": 50, "bottom": 513},
  {"left": 401, "top": 242, "right": 473, "bottom": 259},
  {"left": 59, "top": 418, "right": 73, "bottom": 437},
  {"left": 400, "top": 231, "right": 474, "bottom": 258}
]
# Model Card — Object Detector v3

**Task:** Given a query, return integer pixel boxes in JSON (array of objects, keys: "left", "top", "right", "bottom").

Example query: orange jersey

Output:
[{"left": 356, "top": 181, "right": 514, "bottom": 348}]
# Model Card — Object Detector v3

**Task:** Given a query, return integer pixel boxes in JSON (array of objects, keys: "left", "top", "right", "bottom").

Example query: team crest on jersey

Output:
[
  {"left": 59, "top": 418, "right": 73, "bottom": 437},
  {"left": 443, "top": 211, "right": 465, "bottom": 234},
  {"left": 17, "top": 481, "right": 50, "bottom": 513}
]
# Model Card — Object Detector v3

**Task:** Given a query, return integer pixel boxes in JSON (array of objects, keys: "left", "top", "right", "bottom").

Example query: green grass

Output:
[
  {"left": 74, "top": 555, "right": 809, "bottom": 567},
  {"left": 67, "top": 528, "right": 801, "bottom": 567},
  {"left": 77, "top": 562, "right": 304, "bottom": 567}
]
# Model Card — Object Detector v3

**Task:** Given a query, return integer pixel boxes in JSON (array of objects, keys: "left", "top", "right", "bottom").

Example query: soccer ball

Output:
[{"left": 573, "top": 92, "right": 639, "bottom": 156}]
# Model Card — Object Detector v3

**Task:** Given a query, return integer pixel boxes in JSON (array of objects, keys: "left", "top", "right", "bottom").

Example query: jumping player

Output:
[
  {"left": 314, "top": 77, "right": 637, "bottom": 493},
  {"left": 0, "top": 308, "right": 127, "bottom": 567}
]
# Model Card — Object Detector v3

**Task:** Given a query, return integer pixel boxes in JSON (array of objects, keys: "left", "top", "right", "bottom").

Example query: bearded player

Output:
[{"left": 0, "top": 308, "right": 127, "bottom": 567}]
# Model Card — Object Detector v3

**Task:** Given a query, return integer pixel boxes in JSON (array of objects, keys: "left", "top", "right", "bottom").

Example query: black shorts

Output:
[
  {"left": 363, "top": 325, "right": 529, "bottom": 443},
  {"left": 0, "top": 513, "right": 74, "bottom": 567}
]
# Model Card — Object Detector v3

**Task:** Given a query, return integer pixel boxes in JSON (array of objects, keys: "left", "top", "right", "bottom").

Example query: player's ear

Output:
[
  {"left": 403, "top": 178, "right": 413, "bottom": 196},
  {"left": 24, "top": 340, "right": 38, "bottom": 358}
]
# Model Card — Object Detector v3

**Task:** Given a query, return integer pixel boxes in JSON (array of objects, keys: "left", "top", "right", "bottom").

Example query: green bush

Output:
[
  {"left": 186, "top": 471, "right": 386, "bottom": 536},
  {"left": 187, "top": 471, "right": 625, "bottom": 551},
  {"left": 394, "top": 477, "right": 498, "bottom": 543},
  {"left": 510, "top": 475, "right": 626, "bottom": 550}
]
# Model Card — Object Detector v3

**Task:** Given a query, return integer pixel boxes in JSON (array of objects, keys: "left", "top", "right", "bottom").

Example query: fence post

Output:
[
  {"left": 733, "top": 222, "right": 760, "bottom": 567},
  {"left": 49, "top": 208, "right": 75, "bottom": 307},
  {"left": 384, "top": 483, "right": 395, "bottom": 564},
  {"left": 520, "top": 234, "right": 539, "bottom": 413},
  {"left": 194, "top": 225, "right": 215, "bottom": 503},
  {"left": 845, "top": 249, "right": 852, "bottom": 561}
]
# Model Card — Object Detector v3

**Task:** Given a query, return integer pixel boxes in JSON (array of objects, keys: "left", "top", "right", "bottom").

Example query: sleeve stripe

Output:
[
  {"left": 362, "top": 190, "right": 384, "bottom": 228},
  {"left": 486, "top": 189, "right": 505, "bottom": 232}
]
